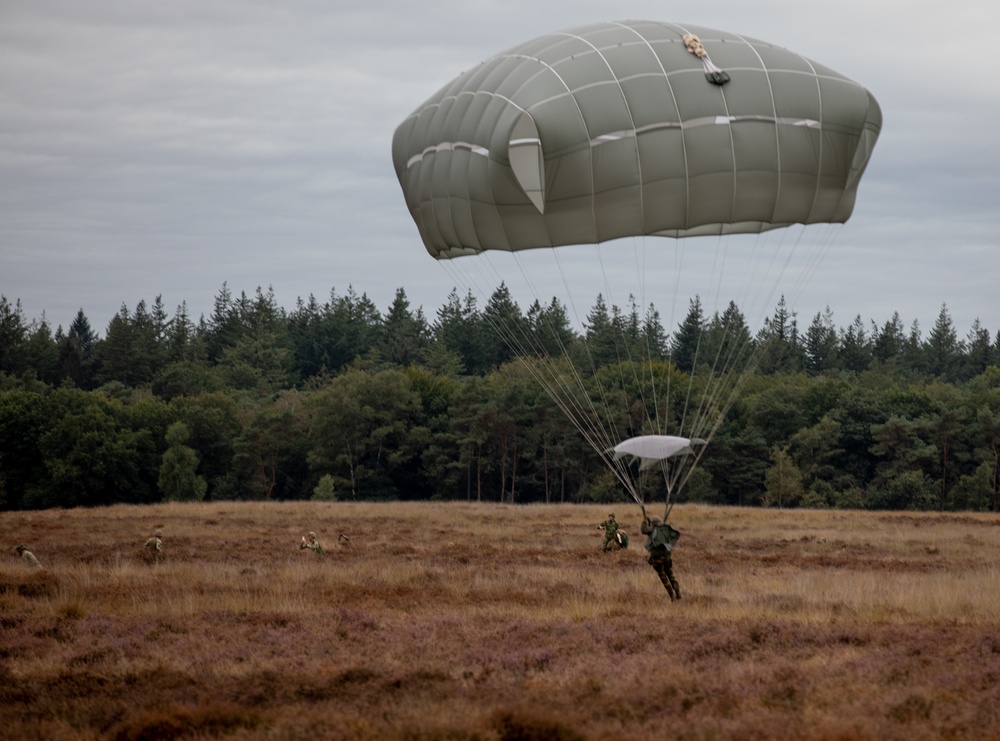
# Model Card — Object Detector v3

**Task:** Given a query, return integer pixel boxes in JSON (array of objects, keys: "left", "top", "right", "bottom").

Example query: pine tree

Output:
[
  {"left": 583, "top": 294, "right": 618, "bottom": 369},
  {"left": 482, "top": 283, "right": 525, "bottom": 369},
  {"left": 903, "top": 319, "right": 924, "bottom": 375},
  {"left": 669, "top": 296, "right": 706, "bottom": 373},
  {"left": 615, "top": 294, "right": 643, "bottom": 362},
  {"left": 24, "top": 314, "right": 59, "bottom": 385},
  {"left": 804, "top": 306, "right": 838, "bottom": 374},
  {"left": 218, "top": 287, "right": 293, "bottom": 391},
  {"left": 924, "top": 304, "right": 963, "bottom": 381},
  {"left": 640, "top": 302, "right": 667, "bottom": 361},
  {"left": 379, "top": 287, "right": 429, "bottom": 367},
  {"left": 0, "top": 295, "right": 28, "bottom": 375},
  {"left": 96, "top": 304, "right": 135, "bottom": 386},
  {"left": 525, "top": 297, "right": 576, "bottom": 358},
  {"left": 206, "top": 283, "right": 240, "bottom": 361},
  {"left": 964, "top": 319, "right": 993, "bottom": 379},
  {"left": 434, "top": 289, "right": 486, "bottom": 375},
  {"left": 705, "top": 301, "right": 753, "bottom": 375},
  {"left": 756, "top": 296, "right": 803, "bottom": 374},
  {"left": 57, "top": 309, "right": 98, "bottom": 388},
  {"left": 167, "top": 301, "right": 200, "bottom": 363},
  {"left": 839, "top": 314, "right": 871, "bottom": 373},
  {"left": 872, "top": 312, "right": 906, "bottom": 367}
]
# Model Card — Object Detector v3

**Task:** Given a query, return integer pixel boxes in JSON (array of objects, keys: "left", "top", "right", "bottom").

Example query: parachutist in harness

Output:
[
  {"left": 394, "top": 25, "right": 880, "bottom": 576},
  {"left": 641, "top": 515, "right": 681, "bottom": 600}
]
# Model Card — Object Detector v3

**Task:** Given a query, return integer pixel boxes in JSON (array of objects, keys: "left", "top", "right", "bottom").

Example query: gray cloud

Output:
[{"left": 1, "top": 0, "right": 998, "bottom": 340}]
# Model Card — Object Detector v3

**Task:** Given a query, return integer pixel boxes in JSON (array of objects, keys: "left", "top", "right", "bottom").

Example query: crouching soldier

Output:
[
  {"left": 144, "top": 530, "right": 163, "bottom": 553},
  {"left": 15, "top": 544, "right": 42, "bottom": 568},
  {"left": 300, "top": 531, "right": 324, "bottom": 554},
  {"left": 641, "top": 515, "right": 681, "bottom": 600}
]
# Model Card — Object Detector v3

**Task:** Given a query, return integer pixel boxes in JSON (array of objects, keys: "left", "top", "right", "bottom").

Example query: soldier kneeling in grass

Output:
[
  {"left": 15, "top": 544, "right": 42, "bottom": 568},
  {"left": 144, "top": 530, "right": 163, "bottom": 553},
  {"left": 139, "top": 530, "right": 164, "bottom": 564},
  {"left": 300, "top": 531, "right": 324, "bottom": 555}
]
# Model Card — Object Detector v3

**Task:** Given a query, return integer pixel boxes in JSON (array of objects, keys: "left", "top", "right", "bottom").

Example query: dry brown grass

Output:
[{"left": 3, "top": 502, "right": 1000, "bottom": 739}]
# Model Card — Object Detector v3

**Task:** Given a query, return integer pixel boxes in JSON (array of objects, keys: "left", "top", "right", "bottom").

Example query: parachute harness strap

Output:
[{"left": 683, "top": 34, "right": 730, "bottom": 86}]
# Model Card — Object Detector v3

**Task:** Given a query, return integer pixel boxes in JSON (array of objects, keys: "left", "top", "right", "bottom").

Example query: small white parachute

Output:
[{"left": 611, "top": 435, "right": 707, "bottom": 471}]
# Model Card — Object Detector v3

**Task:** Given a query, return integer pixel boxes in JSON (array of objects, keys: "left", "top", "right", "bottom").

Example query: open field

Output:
[{"left": 3, "top": 502, "right": 1000, "bottom": 740}]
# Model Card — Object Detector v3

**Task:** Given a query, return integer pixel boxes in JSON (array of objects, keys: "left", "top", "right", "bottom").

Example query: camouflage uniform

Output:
[
  {"left": 144, "top": 531, "right": 163, "bottom": 553},
  {"left": 598, "top": 513, "right": 620, "bottom": 551},
  {"left": 641, "top": 516, "right": 681, "bottom": 600},
  {"left": 15, "top": 545, "right": 41, "bottom": 568},
  {"left": 300, "top": 531, "right": 324, "bottom": 555}
]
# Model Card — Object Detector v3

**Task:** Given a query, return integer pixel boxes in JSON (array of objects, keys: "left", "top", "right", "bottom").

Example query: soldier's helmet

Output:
[
  {"left": 15, "top": 544, "right": 26, "bottom": 553},
  {"left": 649, "top": 515, "right": 663, "bottom": 524},
  {"left": 309, "top": 531, "right": 316, "bottom": 538},
  {"left": 608, "top": 512, "right": 615, "bottom": 518},
  {"left": 154, "top": 530, "right": 162, "bottom": 538}
]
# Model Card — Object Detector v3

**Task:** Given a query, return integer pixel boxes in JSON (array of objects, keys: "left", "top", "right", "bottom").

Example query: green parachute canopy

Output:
[{"left": 392, "top": 20, "right": 881, "bottom": 258}]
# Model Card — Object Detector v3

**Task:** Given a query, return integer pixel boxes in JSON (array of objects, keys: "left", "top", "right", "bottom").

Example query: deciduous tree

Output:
[{"left": 158, "top": 421, "right": 207, "bottom": 501}]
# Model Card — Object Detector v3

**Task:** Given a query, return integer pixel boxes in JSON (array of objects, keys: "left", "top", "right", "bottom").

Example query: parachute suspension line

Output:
[
  {"left": 615, "top": 223, "right": 845, "bottom": 517},
  {"left": 593, "top": 241, "right": 653, "bottom": 398},
  {"left": 527, "top": 250, "right": 635, "bottom": 486},
  {"left": 682, "top": 233, "right": 743, "bottom": 448},
  {"left": 641, "top": 222, "right": 845, "bottom": 514},
  {"left": 439, "top": 221, "right": 846, "bottom": 518},
  {"left": 792, "top": 223, "right": 841, "bottom": 306},
  {"left": 443, "top": 248, "right": 645, "bottom": 508},
  {"left": 662, "top": 233, "right": 690, "bottom": 438},
  {"left": 633, "top": 236, "right": 675, "bottom": 444},
  {"left": 682, "top": 221, "right": 846, "bottom": 486},
  {"left": 673, "top": 234, "right": 718, "bottom": 444},
  {"left": 631, "top": 235, "right": 662, "bottom": 437},
  {"left": 549, "top": 244, "right": 657, "bottom": 508},
  {"left": 597, "top": 239, "right": 675, "bottom": 451},
  {"left": 552, "top": 245, "right": 638, "bottom": 469},
  {"left": 668, "top": 230, "right": 749, "bottom": 457},
  {"left": 695, "top": 230, "right": 779, "bottom": 442},
  {"left": 659, "top": 224, "right": 815, "bottom": 509},
  {"left": 693, "top": 229, "right": 792, "bottom": 449},
  {"left": 612, "top": 236, "right": 680, "bottom": 508},
  {"left": 596, "top": 234, "right": 716, "bottom": 512}
]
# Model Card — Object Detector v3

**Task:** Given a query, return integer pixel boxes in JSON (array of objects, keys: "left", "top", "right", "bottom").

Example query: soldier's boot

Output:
[{"left": 662, "top": 580, "right": 676, "bottom": 601}]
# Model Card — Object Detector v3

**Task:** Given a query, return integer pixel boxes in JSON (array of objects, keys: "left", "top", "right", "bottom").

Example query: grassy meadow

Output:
[{"left": 3, "top": 501, "right": 1000, "bottom": 740}]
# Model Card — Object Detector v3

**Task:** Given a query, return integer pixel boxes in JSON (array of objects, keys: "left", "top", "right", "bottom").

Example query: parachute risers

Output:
[{"left": 611, "top": 435, "right": 708, "bottom": 471}]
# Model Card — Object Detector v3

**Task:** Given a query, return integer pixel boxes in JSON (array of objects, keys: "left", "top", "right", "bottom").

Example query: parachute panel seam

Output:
[{"left": 736, "top": 34, "right": 783, "bottom": 227}]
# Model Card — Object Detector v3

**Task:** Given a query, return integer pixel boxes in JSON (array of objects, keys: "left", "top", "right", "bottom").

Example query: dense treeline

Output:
[{"left": 1, "top": 286, "right": 998, "bottom": 511}]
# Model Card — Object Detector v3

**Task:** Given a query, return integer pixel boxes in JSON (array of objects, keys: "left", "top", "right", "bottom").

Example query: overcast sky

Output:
[{"left": 2, "top": 0, "right": 998, "bottom": 341}]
